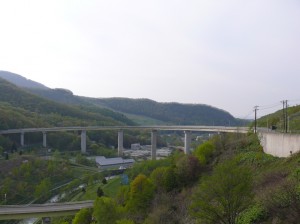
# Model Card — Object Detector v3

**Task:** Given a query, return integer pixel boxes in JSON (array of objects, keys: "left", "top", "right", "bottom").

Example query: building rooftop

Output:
[{"left": 95, "top": 156, "right": 134, "bottom": 166}]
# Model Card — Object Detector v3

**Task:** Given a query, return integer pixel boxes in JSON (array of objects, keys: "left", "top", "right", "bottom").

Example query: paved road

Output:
[
  {"left": 0, "top": 125, "right": 249, "bottom": 134},
  {"left": 0, "top": 201, "right": 93, "bottom": 220}
]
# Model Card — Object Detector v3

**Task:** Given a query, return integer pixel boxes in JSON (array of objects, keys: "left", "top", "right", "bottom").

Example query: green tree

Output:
[
  {"left": 97, "top": 186, "right": 104, "bottom": 197},
  {"left": 150, "top": 167, "right": 168, "bottom": 192},
  {"left": 190, "top": 159, "right": 253, "bottom": 224},
  {"left": 126, "top": 174, "right": 155, "bottom": 214},
  {"left": 263, "top": 178, "right": 300, "bottom": 223},
  {"left": 93, "top": 197, "right": 123, "bottom": 224},
  {"left": 72, "top": 208, "right": 93, "bottom": 224},
  {"left": 163, "top": 167, "right": 178, "bottom": 192},
  {"left": 193, "top": 141, "right": 215, "bottom": 165},
  {"left": 34, "top": 178, "right": 52, "bottom": 200},
  {"left": 116, "top": 186, "right": 130, "bottom": 206},
  {"left": 150, "top": 167, "right": 177, "bottom": 192},
  {"left": 175, "top": 155, "right": 201, "bottom": 188}
]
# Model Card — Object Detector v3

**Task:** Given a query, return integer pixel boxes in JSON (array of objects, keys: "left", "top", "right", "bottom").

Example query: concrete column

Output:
[
  {"left": 81, "top": 130, "right": 87, "bottom": 154},
  {"left": 118, "top": 130, "right": 124, "bottom": 157},
  {"left": 43, "top": 132, "right": 47, "bottom": 148},
  {"left": 184, "top": 131, "right": 191, "bottom": 154},
  {"left": 21, "top": 132, "right": 24, "bottom": 147},
  {"left": 151, "top": 130, "right": 157, "bottom": 160}
]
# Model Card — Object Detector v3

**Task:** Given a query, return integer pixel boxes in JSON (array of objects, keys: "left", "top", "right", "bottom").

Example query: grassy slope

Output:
[{"left": 71, "top": 176, "right": 122, "bottom": 201}]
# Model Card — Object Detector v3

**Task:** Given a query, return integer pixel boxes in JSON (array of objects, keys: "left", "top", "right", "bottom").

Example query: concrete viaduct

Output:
[
  {"left": 0, "top": 126, "right": 248, "bottom": 159},
  {"left": 0, "top": 201, "right": 93, "bottom": 220}
]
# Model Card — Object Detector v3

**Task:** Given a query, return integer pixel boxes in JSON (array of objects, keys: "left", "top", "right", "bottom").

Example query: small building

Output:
[{"left": 95, "top": 156, "right": 134, "bottom": 170}]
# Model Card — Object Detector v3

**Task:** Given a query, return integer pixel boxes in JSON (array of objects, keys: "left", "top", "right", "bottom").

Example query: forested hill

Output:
[
  {"left": 0, "top": 78, "right": 134, "bottom": 130},
  {"left": 0, "top": 71, "right": 92, "bottom": 107},
  {"left": 92, "top": 98, "right": 243, "bottom": 126},
  {"left": 0, "top": 70, "right": 49, "bottom": 90},
  {"left": 258, "top": 105, "right": 300, "bottom": 132},
  {"left": 0, "top": 71, "right": 248, "bottom": 126}
]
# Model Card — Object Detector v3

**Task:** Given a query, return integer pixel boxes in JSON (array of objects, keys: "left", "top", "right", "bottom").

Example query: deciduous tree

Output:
[
  {"left": 97, "top": 186, "right": 104, "bottom": 197},
  {"left": 72, "top": 208, "right": 93, "bottom": 224},
  {"left": 126, "top": 174, "right": 154, "bottom": 214},
  {"left": 193, "top": 141, "right": 215, "bottom": 165},
  {"left": 175, "top": 155, "right": 201, "bottom": 188},
  {"left": 93, "top": 197, "right": 122, "bottom": 224},
  {"left": 190, "top": 159, "right": 253, "bottom": 224}
]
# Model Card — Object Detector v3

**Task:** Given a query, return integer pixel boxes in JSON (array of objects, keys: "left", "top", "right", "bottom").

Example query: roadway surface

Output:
[
  {"left": 0, "top": 201, "right": 94, "bottom": 220},
  {"left": 0, "top": 125, "right": 249, "bottom": 134}
]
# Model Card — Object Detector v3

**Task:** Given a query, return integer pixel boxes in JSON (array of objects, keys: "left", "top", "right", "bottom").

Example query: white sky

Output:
[{"left": 0, "top": 0, "right": 299, "bottom": 118}]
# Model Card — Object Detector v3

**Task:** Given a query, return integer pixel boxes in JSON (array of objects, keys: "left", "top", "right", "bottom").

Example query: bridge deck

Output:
[
  {"left": 0, "top": 201, "right": 93, "bottom": 220},
  {"left": 0, "top": 125, "right": 249, "bottom": 134}
]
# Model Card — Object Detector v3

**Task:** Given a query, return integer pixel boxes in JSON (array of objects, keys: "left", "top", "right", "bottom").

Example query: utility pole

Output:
[
  {"left": 254, "top": 106, "right": 259, "bottom": 134},
  {"left": 281, "top": 100, "right": 289, "bottom": 133},
  {"left": 285, "top": 100, "right": 288, "bottom": 133},
  {"left": 281, "top": 100, "right": 285, "bottom": 132}
]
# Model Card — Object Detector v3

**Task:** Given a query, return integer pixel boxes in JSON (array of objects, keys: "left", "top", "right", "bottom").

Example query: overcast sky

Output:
[{"left": 0, "top": 0, "right": 299, "bottom": 118}]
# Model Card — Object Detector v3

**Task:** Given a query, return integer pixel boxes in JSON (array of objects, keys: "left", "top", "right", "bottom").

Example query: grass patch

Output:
[{"left": 71, "top": 176, "right": 122, "bottom": 201}]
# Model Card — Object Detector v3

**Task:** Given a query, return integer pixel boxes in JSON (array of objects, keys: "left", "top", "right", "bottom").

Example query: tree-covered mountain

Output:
[
  {"left": 0, "top": 78, "right": 134, "bottom": 130},
  {"left": 0, "top": 71, "right": 248, "bottom": 126},
  {"left": 0, "top": 71, "right": 96, "bottom": 107},
  {"left": 91, "top": 97, "right": 245, "bottom": 126},
  {"left": 0, "top": 70, "right": 49, "bottom": 90}
]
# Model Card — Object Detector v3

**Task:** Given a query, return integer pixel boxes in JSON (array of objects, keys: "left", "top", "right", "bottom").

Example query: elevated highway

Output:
[
  {"left": 0, "top": 125, "right": 248, "bottom": 134},
  {"left": 0, "top": 125, "right": 248, "bottom": 157},
  {"left": 0, "top": 201, "right": 93, "bottom": 220}
]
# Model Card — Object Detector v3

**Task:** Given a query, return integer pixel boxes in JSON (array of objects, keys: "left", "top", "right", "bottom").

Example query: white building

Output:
[{"left": 95, "top": 156, "right": 134, "bottom": 170}]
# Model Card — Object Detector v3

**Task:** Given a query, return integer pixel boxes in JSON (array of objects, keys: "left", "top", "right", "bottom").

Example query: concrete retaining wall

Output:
[{"left": 259, "top": 132, "right": 300, "bottom": 157}]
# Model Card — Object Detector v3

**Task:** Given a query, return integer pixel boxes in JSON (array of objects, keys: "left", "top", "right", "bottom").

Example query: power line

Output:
[
  {"left": 241, "top": 109, "right": 255, "bottom": 119},
  {"left": 259, "top": 103, "right": 282, "bottom": 111},
  {"left": 288, "top": 98, "right": 300, "bottom": 103}
]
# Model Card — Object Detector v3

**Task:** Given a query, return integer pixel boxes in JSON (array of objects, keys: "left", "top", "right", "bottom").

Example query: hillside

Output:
[
  {"left": 0, "top": 70, "right": 49, "bottom": 90},
  {"left": 257, "top": 105, "right": 300, "bottom": 132},
  {"left": 0, "top": 78, "right": 134, "bottom": 129},
  {"left": 0, "top": 71, "right": 248, "bottom": 126},
  {"left": 0, "top": 71, "right": 98, "bottom": 107},
  {"left": 91, "top": 97, "right": 244, "bottom": 126}
]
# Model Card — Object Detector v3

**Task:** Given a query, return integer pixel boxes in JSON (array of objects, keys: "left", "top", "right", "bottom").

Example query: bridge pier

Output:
[
  {"left": 43, "top": 132, "right": 47, "bottom": 148},
  {"left": 184, "top": 131, "right": 191, "bottom": 154},
  {"left": 20, "top": 132, "right": 24, "bottom": 147},
  {"left": 81, "top": 130, "right": 86, "bottom": 154},
  {"left": 118, "top": 130, "right": 124, "bottom": 157},
  {"left": 151, "top": 130, "right": 157, "bottom": 160}
]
